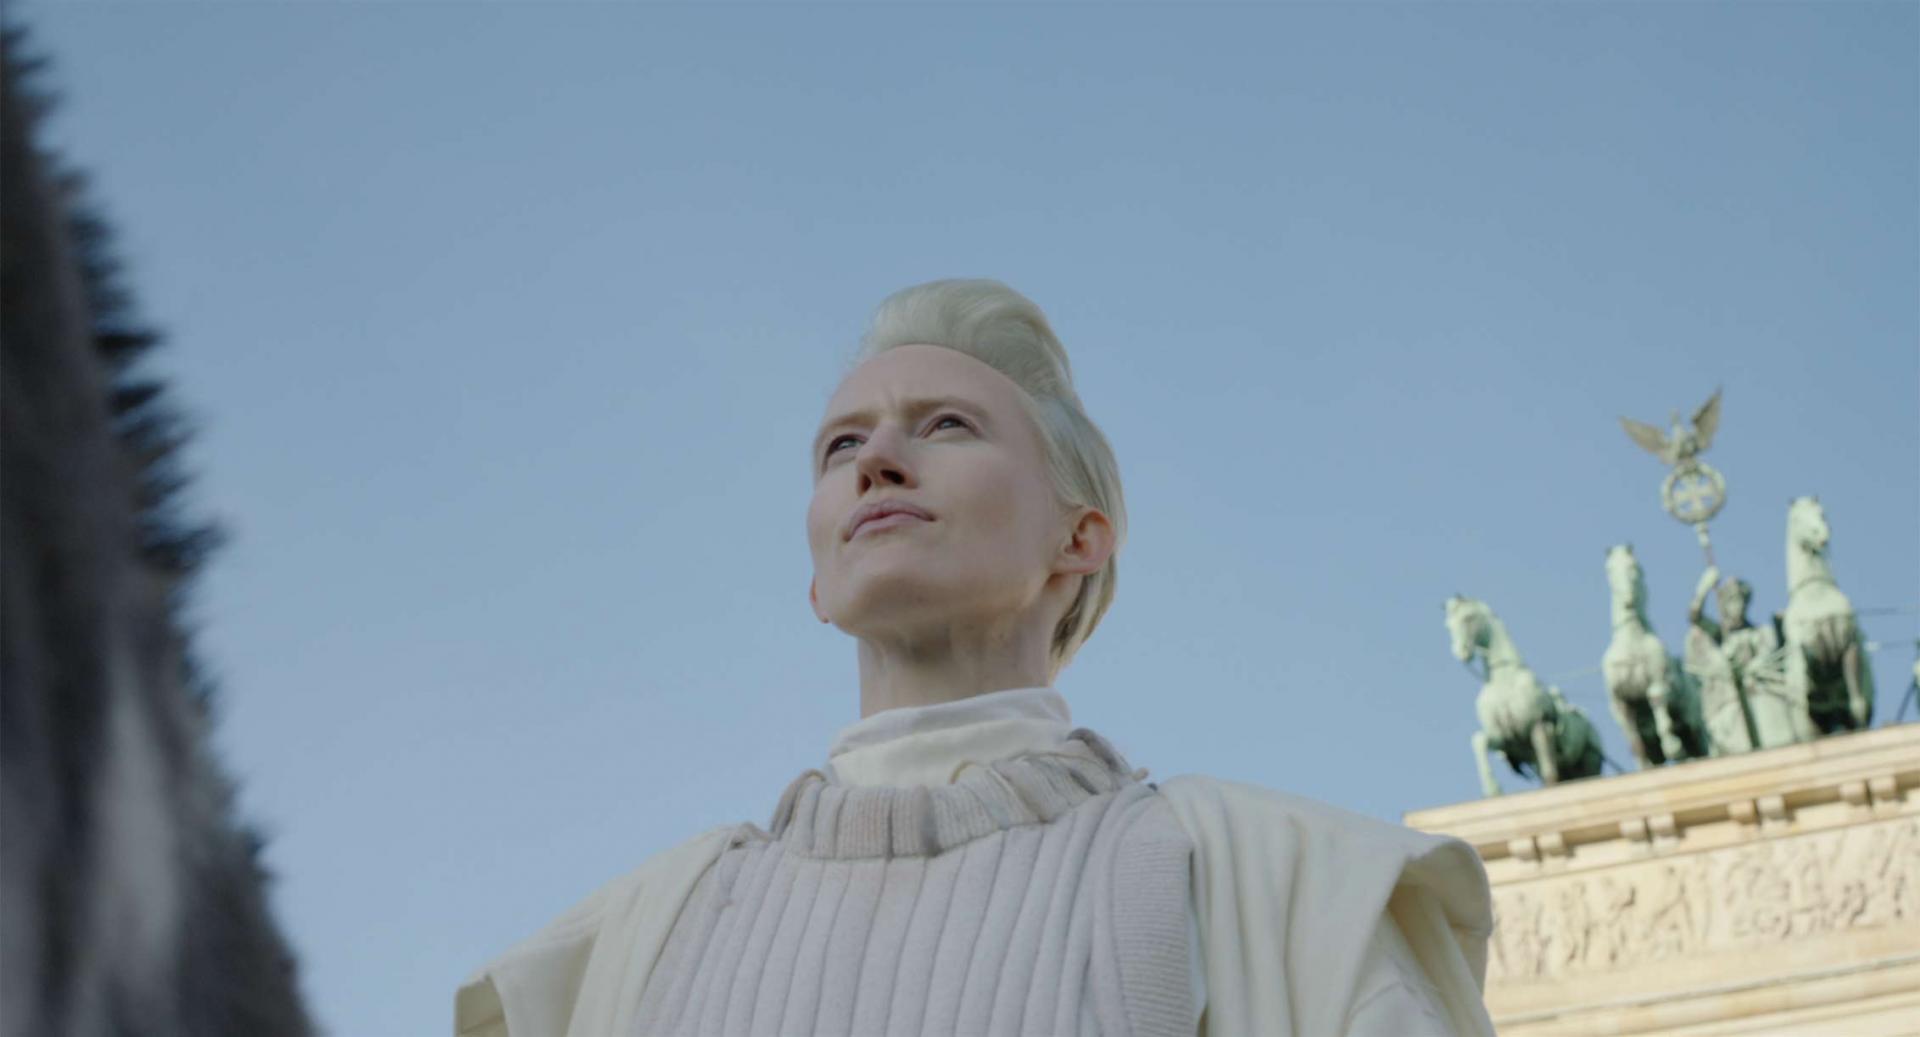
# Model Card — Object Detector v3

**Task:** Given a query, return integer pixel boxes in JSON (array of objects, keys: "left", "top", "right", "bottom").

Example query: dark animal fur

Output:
[{"left": 2, "top": 24, "right": 315, "bottom": 1037}]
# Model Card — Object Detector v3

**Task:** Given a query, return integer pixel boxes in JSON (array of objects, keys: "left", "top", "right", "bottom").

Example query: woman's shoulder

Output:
[
  {"left": 1151, "top": 774, "right": 1496, "bottom": 1037},
  {"left": 1156, "top": 772, "right": 1473, "bottom": 858},
  {"left": 455, "top": 824, "right": 737, "bottom": 1037},
  {"left": 499, "top": 823, "right": 736, "bottom": 953},
  {"left": 1153, "top": 772, "right": 1490, "bottom": 932}
]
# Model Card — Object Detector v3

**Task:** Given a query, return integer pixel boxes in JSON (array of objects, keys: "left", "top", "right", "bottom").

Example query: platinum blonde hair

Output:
[{"left": 840, "top": 278, "right": 1127, "bottom": 680}]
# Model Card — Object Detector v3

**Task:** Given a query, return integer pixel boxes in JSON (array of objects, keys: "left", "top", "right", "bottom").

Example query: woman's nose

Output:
[{"left": 854, "top": 426, "right": 912, "bottom": 488}]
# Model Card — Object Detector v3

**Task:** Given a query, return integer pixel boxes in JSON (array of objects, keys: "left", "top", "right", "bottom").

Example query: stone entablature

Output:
[{"left": 1406, "top": 723, "right": 1920, "bottom": 1036}]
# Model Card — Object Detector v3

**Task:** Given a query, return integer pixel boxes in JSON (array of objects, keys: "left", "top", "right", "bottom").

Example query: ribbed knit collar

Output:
[
  {"left": 824, "top": 685, "right": 1074, "bottom": 789},
  {"left": 769, "top": 726, "right": 1140, "bottom": 859},
  {"left": 738, "top": 686, "right": 1146, "bottom": 859}
]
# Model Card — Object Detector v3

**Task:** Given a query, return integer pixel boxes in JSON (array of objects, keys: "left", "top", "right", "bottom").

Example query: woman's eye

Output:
[{"left": 824, "top": 415, "right": 969, "bottom": 461}]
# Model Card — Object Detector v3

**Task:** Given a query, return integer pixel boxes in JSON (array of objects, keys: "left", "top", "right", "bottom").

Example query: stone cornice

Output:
[{"left": 1405, "top": 723, "right": 1918, "bottom": 864}]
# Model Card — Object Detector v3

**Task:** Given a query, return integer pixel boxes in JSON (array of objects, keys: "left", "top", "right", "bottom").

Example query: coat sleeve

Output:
[
  {"left": 1156, "top": 775, "right": 1494, "bottom": 1037},
  {"left": 1343, "top": 910, "right": 1454, "bottom": 1036}
]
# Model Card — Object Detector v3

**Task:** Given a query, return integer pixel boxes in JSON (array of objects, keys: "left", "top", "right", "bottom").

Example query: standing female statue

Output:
[
  {"left": 454, "top": 280, "right": 1494, "bottom": 1037},
  {"left": 1684, "top": 565, "right": 1810, "bottom": 752}
]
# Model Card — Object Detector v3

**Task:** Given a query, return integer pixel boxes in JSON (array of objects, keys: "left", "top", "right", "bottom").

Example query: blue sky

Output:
[{"left": 20, "top": 4, "right": 1917, "bottom": 1036}]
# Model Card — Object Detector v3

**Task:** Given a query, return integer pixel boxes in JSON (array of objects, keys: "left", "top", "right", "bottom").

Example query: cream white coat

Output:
[{"left": 456, "top": 688, "right": 1493, "bottom": 1036}]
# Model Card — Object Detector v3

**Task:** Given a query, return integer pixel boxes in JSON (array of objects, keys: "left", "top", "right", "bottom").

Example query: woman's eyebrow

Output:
[{"left": 812, "top": 396, "right": 988, "bottom": 453}]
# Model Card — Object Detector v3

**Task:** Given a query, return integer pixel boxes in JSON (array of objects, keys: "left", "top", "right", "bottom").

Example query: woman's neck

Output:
[
  {"left": 833, "top": 684, "right": 1067, "bottom": 753},
  {"left": 827, "top": 684, "right": 1072, "bottom": 788},
  {"left": 855, "top": 628, "right": 1055, "bottom": 718}
]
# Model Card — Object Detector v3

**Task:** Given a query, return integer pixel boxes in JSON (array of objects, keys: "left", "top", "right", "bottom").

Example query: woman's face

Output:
[{"left": 807, "top": 344, "right": 1083, "bottom": 641}]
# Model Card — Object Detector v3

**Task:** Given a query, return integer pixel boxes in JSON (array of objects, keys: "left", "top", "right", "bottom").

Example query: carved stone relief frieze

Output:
[{"left": 1487, "top": 818, "right": 1920, "bottom": 983}]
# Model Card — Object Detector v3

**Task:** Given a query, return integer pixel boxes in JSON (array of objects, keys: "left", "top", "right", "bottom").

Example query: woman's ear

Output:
[
  {"left": 1058, "top": 506, "right": 1116, "bottom": 576},
  {"left": 810, "top": 576, "right": 829, "bottom": 623}
]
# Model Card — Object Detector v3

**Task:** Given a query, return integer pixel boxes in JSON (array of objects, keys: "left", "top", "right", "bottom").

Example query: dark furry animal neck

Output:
[{"left": 1, "top": 23, "right": 314, "bottom": 1037}]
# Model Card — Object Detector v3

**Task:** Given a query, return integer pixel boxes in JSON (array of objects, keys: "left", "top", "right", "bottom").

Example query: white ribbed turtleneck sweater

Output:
[
  {"left": 627, "top": 685, "right": 1201, "bottom": 1036},
  {"left": 821, "top": 685, "right": 1208, "bottom": 1029}
]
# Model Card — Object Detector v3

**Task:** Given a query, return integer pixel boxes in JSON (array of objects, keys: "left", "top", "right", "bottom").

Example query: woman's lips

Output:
[{"left": 851, "top": 513, "right": 929, "bottom": 539}]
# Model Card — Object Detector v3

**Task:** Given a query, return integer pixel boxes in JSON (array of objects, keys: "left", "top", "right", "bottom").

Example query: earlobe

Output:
[{"left": 810, "top": 576, "right": 827, "bottom": 623}]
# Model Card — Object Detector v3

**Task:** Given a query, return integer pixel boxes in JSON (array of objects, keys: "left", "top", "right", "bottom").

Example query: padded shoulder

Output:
[
  {"left": 454, "top": 825, "right": 735, "bottom": 1037},
  {"left": 1154, "top": 774, "right": 1493, "bottom": 1037},
  {"left": 1157, "top": 775, "right": 1489, "bottom": 938},
  {"left": 1160, "top": 774, "right": 1463, "bottom": 857}
]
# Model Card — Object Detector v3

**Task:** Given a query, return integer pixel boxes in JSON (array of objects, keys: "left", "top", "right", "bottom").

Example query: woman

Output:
[{"left": 455, "top": 280, "right": 1494, "bottom": 1037}]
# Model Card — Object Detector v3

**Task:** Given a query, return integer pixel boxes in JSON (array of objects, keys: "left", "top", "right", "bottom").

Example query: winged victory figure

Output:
[{"left": 1621, "top": 387, "right": 1722, "bottom": 466}]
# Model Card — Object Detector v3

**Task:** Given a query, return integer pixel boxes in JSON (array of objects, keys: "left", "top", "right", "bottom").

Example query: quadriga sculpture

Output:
[
  {"left": 1446, "top": 595, "right": 1604, "bottom": 797},
  {"left": 1782, "top": 496, "right": 1875, "bottom": 733},
  {"left": 1601, "top": 545, "right": 1710, "bottom": 767}
]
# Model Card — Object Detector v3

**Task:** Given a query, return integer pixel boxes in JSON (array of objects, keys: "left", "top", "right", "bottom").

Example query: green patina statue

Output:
[
  {"left": 1684, "top": 564, "right": 1811, "bottom": 753},
  {"left": 1446, "top": 595, "right": 1605, "bottom": 798},
  {"left": 1782, "top": 495, "right": 1876, "bottom": 735},
  {"left": 1601, "top": 544, "right": 1711, "bottom": 767},
  {"left": 1615, "top": 391, "right": 1878, "bottom": 755}
]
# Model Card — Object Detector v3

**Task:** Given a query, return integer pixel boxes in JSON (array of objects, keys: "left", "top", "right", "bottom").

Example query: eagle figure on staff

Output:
[{"left": 1621, "top": 387, "right": 1722, "bottom": 467}]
